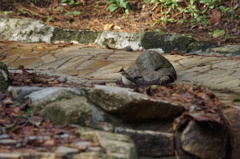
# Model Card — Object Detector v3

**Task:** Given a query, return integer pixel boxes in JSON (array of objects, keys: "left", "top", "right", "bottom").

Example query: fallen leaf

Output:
[
  {"left": 209, "top": 9, "right": 221, "bottom": 25},
  {"left": 104, "top": 23, "right": 113, "bottom": 31},
  {"left": 0, "top": 56, "right": 6, "bottom": 60}
]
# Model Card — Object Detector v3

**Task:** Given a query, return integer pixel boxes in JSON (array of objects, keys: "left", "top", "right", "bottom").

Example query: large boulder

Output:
[
  {"left": 175, "top": 120, "right": 228, "bottom": 159},
  {"left": 223, "top": 106, "right": 240, "bottom": 159},
  {"left": 0, "top": 62, "right": 11, "bottom": 92},
  {"left": 86, "top": 85, "right": 185, "bottom": 122},
  {"left": 142, "top": 32, "right": 194, "bottom": 53},
  {"left": 117, "top": 50, "right": 177, "bottom": 87},
  {"left": 211, "top": 45, "right": 240, "bottom": 56},
  {"left": 21, "top": 87, "right": 122, "bottom": 128}
]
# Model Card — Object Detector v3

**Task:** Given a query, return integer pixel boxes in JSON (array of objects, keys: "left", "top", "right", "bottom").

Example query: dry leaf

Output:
[
  {"left": 104, "top": 24, "right": 113, "bottom": 31},
  {"left": 209, "top": 9, "right": 221, "bottom": 25},
  {"left": 0, "top": 56, "right": 6, "bottom": 60}
]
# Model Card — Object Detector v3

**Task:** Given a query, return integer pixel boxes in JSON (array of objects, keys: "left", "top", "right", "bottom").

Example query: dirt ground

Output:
[{"left": 0, "top": 0, "right": 239, "bottom": 45}]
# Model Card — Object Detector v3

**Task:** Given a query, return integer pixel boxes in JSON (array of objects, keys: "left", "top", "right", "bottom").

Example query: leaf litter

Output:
[
  {"left": 141, "top": 83, "right": 229, "bottom": 129},
  {"left": 0, "top": 67, "right": 104, "bottom": 154}
]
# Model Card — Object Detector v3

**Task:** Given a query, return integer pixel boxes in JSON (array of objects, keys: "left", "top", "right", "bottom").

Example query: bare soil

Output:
[{"left": 0, "top": 0, "right": 239, "bottom": 45}]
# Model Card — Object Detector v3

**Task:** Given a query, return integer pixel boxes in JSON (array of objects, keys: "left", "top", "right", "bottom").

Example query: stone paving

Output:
[{"left": 0, "top": 40, "right": 240, "bottom": 106}]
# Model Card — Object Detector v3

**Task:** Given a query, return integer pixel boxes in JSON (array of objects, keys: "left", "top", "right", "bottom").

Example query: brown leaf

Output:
[
  {"left": 0, "top": 56, "right": 6, "bottom": 60},
  {"left": 18, "top": 65, "right": 29, "bottom": 75},
  {"left": 58, "top": 43, "right": 74, "bottom": 47},
  {"left": 209, "top": 9, "right": 221, "bottom": 25},
  {"left": 50, "top": 0, "right": 59, "bottom": 9},
  {"left": 104, "top": 23, "right": 113, "bottom": 31}
]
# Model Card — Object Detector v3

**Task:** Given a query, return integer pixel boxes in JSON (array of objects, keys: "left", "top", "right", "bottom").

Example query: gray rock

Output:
[
  {"left": 211, "top": 45, "right": 240, "bottom": 56},
  {"left": 40, "top": 95, "right": 121, "bottom": 127},
  {"left": 178, "top": 121, "right": 228, "bottom": 159},
  {"left": 94, "top": 31, "right": 144, "bottom": 51},
  {"left": 142, "top": 32, "right": 193, "bottom": 53},
  {"left": 223, "top": 106, "right": 240, "bottom": 159},
  {"left": 118, "top": 50, "right": 177, "bottom": 86},
  {"left": 8, "top": 86, "right": 43, "bottom": 103},
  {"left": 71, "top": 152, "right": 115, "bottom": 159},
  {"left": 86, "top": 85, "right": 185, "bottom": 122},
  {"left": 40, "top": 95, "right": 92, "bottom": 126},
  {"left": 187, "top": 40, "right": 218, "bottom": 52},
  {"left": 27, "top": 87, "right": 84, "bottom": 112},
  {"left": 0, "top": 15, "right": 54, "bottom": 43},
  {"left": 51, "top": 28, "right": 100, "bottom": 44},
  {"left": 0, "top": 62, "right": 10, "bottom": 92},
  {"left": 55, "top": 146, "right": 79, "bottom": 158},
  {"left": 25, "top": 87, "right": 121, "bottom": 127},
  {"left": 76, "top": 128, "right": 138, "bottom": 159},
  {"left": 115, "top": 127, "right": 174, "bottom": 157},
  {"left": 0, "top": 152, "right": 55, "bottom": 159}
]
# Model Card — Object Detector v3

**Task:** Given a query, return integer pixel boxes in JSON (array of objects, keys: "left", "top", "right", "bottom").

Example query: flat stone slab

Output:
[{"left": 1, "top": 40, "right": 239, "bottom": 106}]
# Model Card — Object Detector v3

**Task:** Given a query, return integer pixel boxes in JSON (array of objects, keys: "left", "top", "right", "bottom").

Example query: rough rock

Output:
[
  {"left": 8, "top": 86, "right": 43, "bottom": 103},
  {"left": 0, "top": 15, "right": 54, "bottom": 43},
  {"left": 115, "top": 127, "right": 174, "bottom": 157},
  {"left": 0, "top": 152, "right": 55, "bottom": 159},
  {"left": 176, "top": 120, "right": 228, "bottom": 159},
  {"left": 76, "top": 128, "right": 138, "bottom": 159},
  {"left": 1, "top": 16, "right": 222, "bottom": 53},
  {"left": 0, "top": 62, "right": 11, "bottom": 92},
  {"left": 119, "top": 50, "right": 177, "bottom": 86},
  {"left": 94, "top": 31, "right": 144, "bottom": 51},
  {"left": 24, "top": 87, "right": 121, "bottom": 128},
  {"left": 211, "top": 45, "right": 240, "bottom": 56},
  {"left": 187, "top": 40, "right": 218, "bottom": 52},
  {"left": 51, "top": 28, "right": 100, "bottom": 44},
  {"left": 142, "top": 32, "right": 193, "bottom": 53},
  {"left": 0, "top": 128, "right": 138, "bottom": 159},
  {"left": 71, "top": 152, "right": 114, "bottom": 159},
  {"left": 55, "top": 146, "right": 79, "bottom": 158},
  {"left": 26, "top": 87, "right": 84, "bottom": 112},
  {"left": 40, "top": 95, "right": 121, "bottom": 127},
  {"left": 40, "top": 95, "right": 93, "bottom": 126},
  {"left": 223, "top": 106, "right": 240, "bottom": 159},
  {"left": 86, "top": 85, "right": 185, "bottom": 122}
]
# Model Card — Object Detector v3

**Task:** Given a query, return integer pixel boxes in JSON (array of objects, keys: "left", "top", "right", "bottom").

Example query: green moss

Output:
[
  {"left": 102, "top": 38, "right": 117, "bottom": 46},
  {"left": 141, "top": 32, "right": 193, "bottom": 53},
  {"left": 51, "top": 28, "right": 100, "bottom": 43},
  {"left": 187, "top": 41, "right": 218, "bottom": 52}
]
